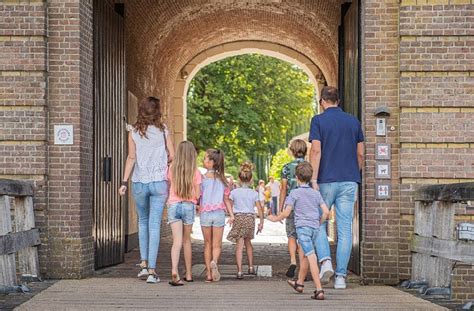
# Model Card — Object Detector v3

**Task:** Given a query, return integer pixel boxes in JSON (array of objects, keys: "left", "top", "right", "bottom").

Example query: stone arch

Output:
[{"left": 170, "top": 40, "right": 326, "bottom": 144}]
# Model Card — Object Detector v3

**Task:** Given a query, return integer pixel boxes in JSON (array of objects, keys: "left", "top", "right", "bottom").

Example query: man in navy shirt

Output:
[{"left": 308, "top": 86, "right": 364, "bottom": 289}]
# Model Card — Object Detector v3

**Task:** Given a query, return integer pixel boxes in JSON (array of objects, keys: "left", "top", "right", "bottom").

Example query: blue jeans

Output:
[
  {"left": 271, "top": 196, "right": 278, "bottom": 215},
  {"left": 315, "top": 181, "right": 357, "bottom": 277},
  {"left": 132, "top": 181, "right": 168, "bottom": 269},
  {"left": 296, "top": 226, "right": 320, "bottom": 256}
]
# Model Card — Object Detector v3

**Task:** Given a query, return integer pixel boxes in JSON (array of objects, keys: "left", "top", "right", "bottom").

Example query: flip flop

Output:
[
  {"left": 168, "top": 279, "right": 184, "bottom": 286},
  {"left": 287, "top": 279, "right": 304, "bottom": 293},
  {"left": 183, "top": 277, "right": 194, "bottom": 282},
  {"left": 210, "top": 261, "right": 221, "bottom": 281},
  {"left": 204, "top": 277, "right": 213, "bottom": 283}
]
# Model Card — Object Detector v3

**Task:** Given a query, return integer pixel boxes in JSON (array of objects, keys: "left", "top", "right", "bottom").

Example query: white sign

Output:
[
  {"left": 54, "top": 125, "right": 73, "bottom": 145},
  {"left": 376, "top": 183, "right": 391, "bottom": 200},
  {"left": 376, "top": 162, "right": 391, "bottom": 179},
  {"left": 376, "top": 143, "right": 391, "bottom": 160}
]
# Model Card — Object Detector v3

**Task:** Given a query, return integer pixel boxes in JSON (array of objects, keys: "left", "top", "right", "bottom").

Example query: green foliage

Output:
[
  {"left": 269, "top": 148, "right": 293, "bottom": 180},
  {"left": 187, "top": 54, "right": 314, "bottom": 178}
]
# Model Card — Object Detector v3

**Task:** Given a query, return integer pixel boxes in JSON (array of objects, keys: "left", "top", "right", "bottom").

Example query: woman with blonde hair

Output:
[
  {"left": 167, "top": 141, "right": 202, "bottom": 286},
  {"left": 118, "top": 96, "right": 174, "bottom": 284}
]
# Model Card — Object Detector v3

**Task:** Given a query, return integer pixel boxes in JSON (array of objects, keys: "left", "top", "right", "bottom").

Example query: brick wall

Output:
[
  {"left": 46, "top": 0, "right": 94, "bottom": 278},
  {"left": 0, "top": 0, "right": 94, "bottom": 279},
  {"left": 399, "top": 0, "right": 474, "bottom": 302},
  {"left": 362, "top": 0, "right": 400, "bottom": 284}
]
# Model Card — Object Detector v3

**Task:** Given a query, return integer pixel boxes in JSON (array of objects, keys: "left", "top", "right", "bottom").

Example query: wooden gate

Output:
[
  {"left": 339, "top": 0, "right": 361, "bottom": 275},
  {"left": 93, "top": 0, "right": 126, "bottom": 269}
]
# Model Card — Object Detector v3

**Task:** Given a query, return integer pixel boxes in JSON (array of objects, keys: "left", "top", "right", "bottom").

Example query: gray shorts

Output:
[{"left": 285, "top": 211, "right": 297, "bottom": 239}]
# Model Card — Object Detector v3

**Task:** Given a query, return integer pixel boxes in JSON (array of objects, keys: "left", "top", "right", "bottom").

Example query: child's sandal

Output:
[
  {"left": 248, "top": 266, "right": 256, "bottom": 275},
  {"left": 287, "top": 279, "right": 304, "bottom": 293},
  {"left": 311, "top": 289, "right": 325, "bottom": 300}
]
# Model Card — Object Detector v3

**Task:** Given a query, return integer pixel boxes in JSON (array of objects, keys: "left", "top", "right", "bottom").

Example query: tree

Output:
[
  {"left": 269, "top": 148, "right": 293, "bottom": 180},
  {"left": 187, "top": 54, "right": 314, "bottom": 178}
]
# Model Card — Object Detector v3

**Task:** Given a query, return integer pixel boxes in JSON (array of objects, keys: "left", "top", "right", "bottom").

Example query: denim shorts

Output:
[
  {"left": 200, "top": 209, "right": 226, "bottom": 227},
  {"left": 285, "top": 211, "right": 297, "bottom": 239},
  {"left": 167, "top": 201, "right": 196, "bottom": 225},
  {"left": 296, "top": 226, "right": 320, "bottom": 256}
]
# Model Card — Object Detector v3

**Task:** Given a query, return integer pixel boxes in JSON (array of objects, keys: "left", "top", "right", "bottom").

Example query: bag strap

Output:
[{"left": 162, "top": 127, "right": 171, "bottom": 164}]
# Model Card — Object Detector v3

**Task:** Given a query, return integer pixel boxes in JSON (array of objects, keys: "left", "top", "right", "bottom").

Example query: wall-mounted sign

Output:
[
  {"left": 375, "top": 182, "right": 391, "bottom": 200},
  {"left": 375, "top": 143, "right": 391, "bottom": 160},
  {"left": 375, "top": 161, "right": 391, "bottom": 179},
  {"left": 54, "top": 125, "right": 73, "bottom": 145}
]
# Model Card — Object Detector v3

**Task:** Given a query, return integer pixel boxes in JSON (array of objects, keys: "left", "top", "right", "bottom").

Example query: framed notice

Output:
[
  {"left": 54, "top": 125, "right": 73, "bottom": 145},
  {"left": 375, "top": 143, "right": 391, "bottom": 160},
  {"left": 375, "top": 162, "right": 391, "bottom": 179},
  {"left": 375, "top": 183, "right": 391, "bottom": 200}
]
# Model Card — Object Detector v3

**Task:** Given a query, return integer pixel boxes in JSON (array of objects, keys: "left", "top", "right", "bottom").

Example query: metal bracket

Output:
[
  {"left": 21, "top": 274, "right": 42, "bottom": 283},
  {"left": 405, "top": 280, "right": 429, "bottom": 289},
  {"left": 423, "top": 287, "right": 451, "bottom": 297},
  {"left": 0, "top": 284, "right": 30, "bottom": 294}
]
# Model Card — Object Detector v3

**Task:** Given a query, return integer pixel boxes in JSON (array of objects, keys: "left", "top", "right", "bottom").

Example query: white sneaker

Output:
[
  {"left": 334, "top": 275, "right": 347, "bottom": 289},
  {"left": 319, "top": 261, "right": 334, "bottom": 285},
  {"left": 137, "top": 268, "right": 149, "bottom": 280},
  {"left": 146, "top": 274, "right": 160, "bottom": 284}
]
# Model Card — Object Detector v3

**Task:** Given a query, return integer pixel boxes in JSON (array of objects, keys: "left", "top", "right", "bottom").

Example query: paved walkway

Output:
[{"left": 13, "top": 234, "right": 446, "bottom": 310}]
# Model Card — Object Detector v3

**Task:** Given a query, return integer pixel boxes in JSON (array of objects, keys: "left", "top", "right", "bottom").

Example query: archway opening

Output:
[{"left": 182, "top": 51, "right": 325, "bottom": 246}]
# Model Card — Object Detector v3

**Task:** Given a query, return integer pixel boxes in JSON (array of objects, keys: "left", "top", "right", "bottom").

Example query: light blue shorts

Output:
[
  {"left": 167, "top": 202, "right": 195, "bottom": 225},
  {"left": 200, "top": 209, "right": 226, "bottom": 227},
  {"left": 296, "top": 226, "right": 320, "bottom": 257}
]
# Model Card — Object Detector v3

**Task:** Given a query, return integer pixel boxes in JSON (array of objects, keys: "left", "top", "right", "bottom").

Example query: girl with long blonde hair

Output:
[
  {"left": 166, "top": 141, "right": 202, "bottom": 286},
  {"left": 118, "top": 96, "right": 174, "bottom": 284}
]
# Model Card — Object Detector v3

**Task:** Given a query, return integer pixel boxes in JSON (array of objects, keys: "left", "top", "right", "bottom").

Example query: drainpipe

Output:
[{"left": 44, "top": 0, "right": 51, "bottom": 277}]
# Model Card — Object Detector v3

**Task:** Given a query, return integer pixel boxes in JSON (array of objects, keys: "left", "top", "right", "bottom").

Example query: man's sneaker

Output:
[
  {"left": 146, "top": 273, "right": 160, "bottom": 284},
  {"left": 334, "top": 275, "right": 347, "bottom": 289},
  {"left": 137, "top": 268, "right": 149, "bottom": 280},
  {"left": 286, "top": 264, "right": 297, "bottom": 278},
  {"left": 319, "top": 260, "right": 334, "bottom": 285}
]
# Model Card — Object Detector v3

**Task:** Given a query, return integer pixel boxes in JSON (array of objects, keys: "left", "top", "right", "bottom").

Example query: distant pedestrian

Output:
[
  {"left": 309, "top": 86, "right": 364, "bottom": 289},
  {"left": 268, "top": 161, "right": 329, "bottom": 300},
  {"left": 267, "top": 177, "right": 280, "bottom": 216},
  {"left": 227, "top": 162, "right": 264, "bottom": 279},
  {"left": 257, "top": 179, "right": 265, "bottom": 210},
  {"left": 279, "top": 139, "right": 307, "bottom": 278},
  {"left": 264, "top": 185, "right": 271, "bottom": 214},
  {"left": 118, "top": 96, "right": 174, "bottom": 284},
  {"left": 199, "top": 148, "right": 235, "bottom": 282},
  {"left": 167, "top": 141, "right": 202, "bottom": 286}
]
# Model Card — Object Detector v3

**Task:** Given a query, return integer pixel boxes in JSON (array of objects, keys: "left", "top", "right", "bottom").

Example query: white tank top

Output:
[{"left": 131, "top": 125, "right": 168, "bottom": 183}]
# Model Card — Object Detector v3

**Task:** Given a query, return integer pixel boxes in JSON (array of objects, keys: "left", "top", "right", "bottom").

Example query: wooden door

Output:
[{"left": 93, "top": 0, "right": 126, "bottom": 269}]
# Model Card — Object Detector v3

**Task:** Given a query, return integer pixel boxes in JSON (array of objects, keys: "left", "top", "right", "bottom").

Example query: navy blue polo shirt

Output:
[{"left": 308, "top": 107, "right": 364, "bottom": 184}]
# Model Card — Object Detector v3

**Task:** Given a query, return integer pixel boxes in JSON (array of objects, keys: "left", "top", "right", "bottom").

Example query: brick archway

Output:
[{"left": 170, "top": 41, "right": 327, "bottom": 144}]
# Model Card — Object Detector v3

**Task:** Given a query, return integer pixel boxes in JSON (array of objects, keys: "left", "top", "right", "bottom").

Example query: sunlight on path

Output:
[{"left": 191, "top": 216, "right": 289, "bottom": 244}]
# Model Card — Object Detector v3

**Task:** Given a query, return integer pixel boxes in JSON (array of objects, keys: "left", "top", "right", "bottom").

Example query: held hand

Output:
[
  {"left": 227, "top": 215, "right": 234, "bottom": 226},
  {"left": 267, "top": 215, "right": 277, "bottom": 222},
  {"left": 312, "top": 182, "right": 319, "bottom": 191},
  {"left": 118, "top": 185, "right": 127, "bottom": 196}
]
